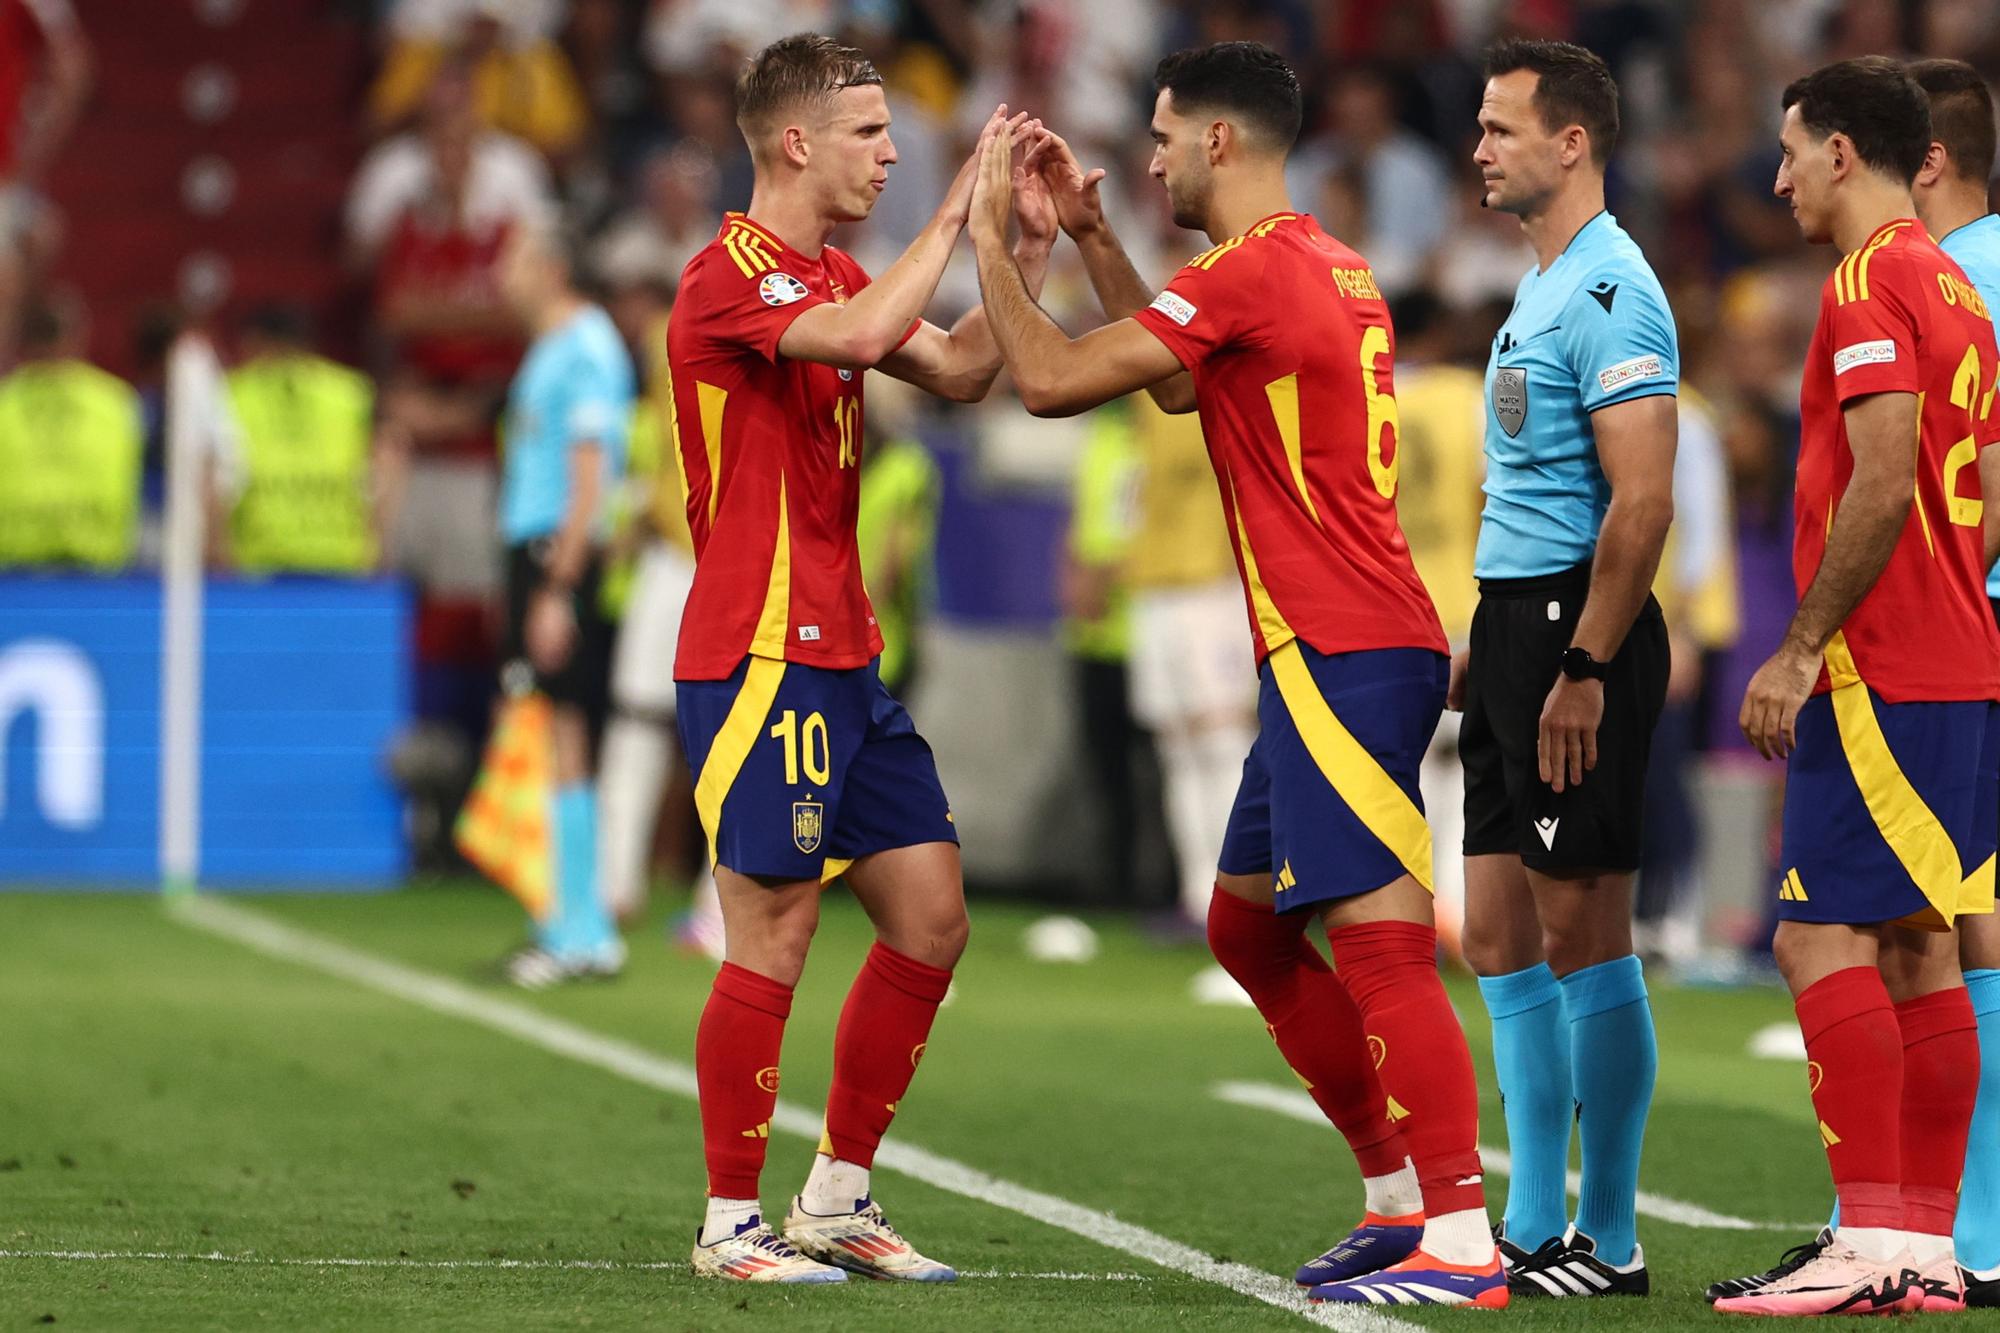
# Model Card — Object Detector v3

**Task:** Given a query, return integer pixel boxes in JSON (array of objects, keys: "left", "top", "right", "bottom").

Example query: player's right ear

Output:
[
  {"left": 1916, "top": 140, "right": 1949, "bottom": 190},
  {"left": 780, "top": 124, "right": 811, "bottom": 171}
]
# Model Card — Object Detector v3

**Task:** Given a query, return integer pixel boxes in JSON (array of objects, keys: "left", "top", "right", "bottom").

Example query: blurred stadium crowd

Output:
[{"left": 9, "top": 0, "right": 2000, "bottom": 970}]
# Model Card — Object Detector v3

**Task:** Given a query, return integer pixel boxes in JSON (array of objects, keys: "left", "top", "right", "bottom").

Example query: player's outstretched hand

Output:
[
  {"left": 1012, "top": 121, "right": 1059, "bottom": 249},
  {"left": 943, "top": 106, "right": 1027, "bottom": 229},
  {"left": 1024, "top": 128, "right": 1108, "bottom": 237},
  {"left": 969, "top": 122, "right": 1016, "bottom": 248},
  {"left": 1739, "top": 643, "right": 1815, "bottom": 761}
]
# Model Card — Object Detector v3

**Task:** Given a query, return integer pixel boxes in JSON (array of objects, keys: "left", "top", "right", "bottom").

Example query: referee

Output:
[
  {"left": 1457, "top": 39, "right": 1677, "bottom": 1297},
  {"left": 494, "top": 220, "right": 634, "bottom": 986}
]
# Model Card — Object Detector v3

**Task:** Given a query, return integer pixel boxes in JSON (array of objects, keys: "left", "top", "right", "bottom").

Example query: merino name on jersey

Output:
[
  {"left": 666, "top": 212, "right": 907, "bottom": 681},
  {"left": 1796, "top": 217, "right": 2000, "bottom": 703},
  {"left": 1130, "top": 212, "right": 1445, "bottom": 667}
]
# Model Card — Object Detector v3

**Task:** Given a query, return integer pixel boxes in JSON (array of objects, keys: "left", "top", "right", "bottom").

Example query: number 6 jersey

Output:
[
  {"left": 1796, "top": 216, "right": 2000, "bottom": 703},
  {"left": 667, "top": 212, "right": 912, "bottom": 681},
  {"left": 1130, "top": 211, "right": 1445, "bottom": 667}
]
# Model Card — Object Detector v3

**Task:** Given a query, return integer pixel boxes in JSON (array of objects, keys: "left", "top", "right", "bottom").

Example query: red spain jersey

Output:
[
  {"left": 1130, "top": 212, "right": 1445, "bottom": 667},
  {"left": 667, "top": 213, "right": 901, "bottom": 680},
  {"left": 1795, "top": 217, "right": 2000, "bottom": 703}
]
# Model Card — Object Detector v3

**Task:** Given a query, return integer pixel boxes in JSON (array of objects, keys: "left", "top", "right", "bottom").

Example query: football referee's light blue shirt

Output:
[
  {"left": 1476, "top": 211, "right": 1679, "bottom": 579},
  {"left": 1937, "top": 213, "right": 2000, "bottom": 599},
  {"left": 499, "top": 303, "right": 634, "bottom": 545}
]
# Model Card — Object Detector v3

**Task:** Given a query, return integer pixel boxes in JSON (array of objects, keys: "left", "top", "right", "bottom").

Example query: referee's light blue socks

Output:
[
  {"left": 1956, "top": 969, "right": 2000, "bottom": 1273},
  {"left": 1562, "top": 954, "right": 1656, "bottom": 1268},
  {"left": 544, "top": 782, "right": 615, "bottom": 957},
  {"left": 1477, "top": 962, "right": 1572, "bottom": 1252}
]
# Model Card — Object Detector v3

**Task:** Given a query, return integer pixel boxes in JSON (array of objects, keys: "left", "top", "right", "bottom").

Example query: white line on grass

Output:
[
  {"left": 168, "top": 897, "right": 1408, "bottom": 1331},
  {"left": 0, "top": 1250, "right": 1146, "bottom": 1280},
  {"left": 1213, "top": 1080, "right": 1804, "bottom": 1233}
]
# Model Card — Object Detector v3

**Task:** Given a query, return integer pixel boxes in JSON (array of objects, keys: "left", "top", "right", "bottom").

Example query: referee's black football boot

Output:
[
  {"left": 1506, "top": 1228, "right": 1649, "bottom": 1297},
  {"left": 1704, "top": 1227, "right": 1832, "bottom": 1304},
  {"left": 1964, "top": 1264, "right": 2000, "bottom": 1309},
  {"left": 1492, "top": 1222, "right": 1532, "bottom": 1274}
]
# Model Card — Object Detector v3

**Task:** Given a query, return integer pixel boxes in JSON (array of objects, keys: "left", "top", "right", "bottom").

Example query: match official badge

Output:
[
  {"left": 760, "top": 272, "right": 809, "bottom": 306},
  {"left": 792, "top": 799, "right": 824, "bottom": 854},
  {"left": 1493, "top": 367, "right": 1527, "bottom": 436}
]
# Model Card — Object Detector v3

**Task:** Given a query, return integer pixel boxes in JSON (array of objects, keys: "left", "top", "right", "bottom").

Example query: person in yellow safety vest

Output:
[
  {"left": 221, "top": 305, "right": 385, "bottom": 575},
  {"left": 597, "top": 281, "right": 708, "bottom": 941},
  {"left": 1634, "top": 382, "right": 1741, "bottom": 966},
  {"left": 855, "top": 424, "right": 940, "bottom": 700},
  {"left": 1387, "top": 289, "right": 1490, "bottom": 962},
  {"left": 1065, "top": 399, "right": 1150, "bottom": 907},
  {"left": 1121, "top": 389, "right": 1258, "bottom": 937},
  {"left": 0, "top": 295, "right": 142, "bottom": 572}
]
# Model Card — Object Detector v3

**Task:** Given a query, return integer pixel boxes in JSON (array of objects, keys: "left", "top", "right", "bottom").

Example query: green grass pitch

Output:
[{"left": 2, "top": 882, "right": 1994, "bottom": 1329}]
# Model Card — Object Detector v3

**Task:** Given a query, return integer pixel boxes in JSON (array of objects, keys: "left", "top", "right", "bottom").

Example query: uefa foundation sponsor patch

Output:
[
  {"left": 1833, "top": 340, "right": 1897, "bottom": 375},
  {"left": 1596, "top": 354, "right": 1665, "bottom": 394},
  {"left": 1149, "top": 291, "right": 1198, "bottom": 326}
]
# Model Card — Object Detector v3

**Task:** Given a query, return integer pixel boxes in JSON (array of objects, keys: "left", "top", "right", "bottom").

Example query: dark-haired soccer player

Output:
[
  {"left": 1710, "top": 56, "right": 2000, "bottom": 1313},
  {"left": 972, "top": 41, "right": 1505, "bottom": 1309},
  {"left": 672, "top": 34, "right": 1055, "bottom": 1283},
  {"left": 1459, "top": 39, "right": 1676, "bottom": 1300},
  {"left": 1708, "top": 56, "right": 2000, "bottom": 1318}
]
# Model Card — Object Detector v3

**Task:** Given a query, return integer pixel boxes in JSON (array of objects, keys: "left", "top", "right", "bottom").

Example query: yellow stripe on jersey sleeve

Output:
[
  {"left": 747, "top": 472, "right": 792, "bottom": 657},
  {"left": 1267, "top": 640, "right": 1435, "bottom": 892},
  {"left": 1834, "top": 223, "right": 1910, "bottom": 304},
  {"left": 1263, "top": 373, "right": 1322, "bottom": 527}
]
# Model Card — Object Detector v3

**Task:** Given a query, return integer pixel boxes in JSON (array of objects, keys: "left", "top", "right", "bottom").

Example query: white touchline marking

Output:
[
  {"left": 167, "top": 898, "right": 1409, "bottom": 1332},
  {"left": 0, "top": 1250, "right": 1148, "bottom": 1280},
  {"left": 1213, "top": 1081, "right": 1811, "bottom": 1233}
]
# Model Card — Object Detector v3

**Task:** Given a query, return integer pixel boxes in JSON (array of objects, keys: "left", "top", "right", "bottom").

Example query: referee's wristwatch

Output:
[{"left": 1559, "top": 646, "right": 1609, "bottom": 682}]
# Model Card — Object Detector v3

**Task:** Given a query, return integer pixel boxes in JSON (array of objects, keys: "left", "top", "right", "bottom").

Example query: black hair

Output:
[
  {"left": 1908, "top": 58, "right": 1996, "bottom": 184},
  {"left": 1782, "top": 56, "right": 1932, "bottom": 185},
  {"left": 1483, "top": 38, "right": 1620, "bottom": 167},
  {"left": 1154, "top": 41, "right": 1303, "bottom": 153}
]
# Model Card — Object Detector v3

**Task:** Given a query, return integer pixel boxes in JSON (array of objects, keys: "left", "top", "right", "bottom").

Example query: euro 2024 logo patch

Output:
[{"left": 760, "top": 272, "right": 809, "bottom": 307}]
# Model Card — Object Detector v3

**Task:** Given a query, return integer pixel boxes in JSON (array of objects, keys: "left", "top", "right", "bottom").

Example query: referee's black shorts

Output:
[
  {"left": 1460, "top": 559, "right": 1669, "bottom": 874},
  {"left": 501, "top": 539, "right": 611, "bottom": 719}
]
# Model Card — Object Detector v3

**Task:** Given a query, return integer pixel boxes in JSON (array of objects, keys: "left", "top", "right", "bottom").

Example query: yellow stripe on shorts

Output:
[
  {"left": 694, "top": 656, "right": 787, "bottom": 866},
  {"left": 1823, "top": 632, "right": 1968, "bottom": 928},
  {"left": 1266, "top": 640, "right": 1434, "bottom": 892}
]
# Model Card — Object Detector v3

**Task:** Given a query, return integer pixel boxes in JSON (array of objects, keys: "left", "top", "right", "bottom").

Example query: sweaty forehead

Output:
[{"left": 824, "top": 83, "right": 889, "bottom": 128}]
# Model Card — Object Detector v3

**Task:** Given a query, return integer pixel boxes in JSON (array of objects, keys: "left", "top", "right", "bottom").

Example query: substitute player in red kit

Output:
[
  {"left": 672, "top": 36, "right": 1056, "bottom": 1284},
  {"left": 972, "top": 42, "right": 1503, "bottom": 1308},
  {"left": 1711, "top": 56, "right": 2000, "bottom": 1317}
]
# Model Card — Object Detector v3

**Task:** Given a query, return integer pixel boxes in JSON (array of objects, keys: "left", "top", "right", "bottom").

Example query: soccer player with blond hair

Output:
[{"left": 670, "top": 34, "right": 1054, "bottom": 1284}]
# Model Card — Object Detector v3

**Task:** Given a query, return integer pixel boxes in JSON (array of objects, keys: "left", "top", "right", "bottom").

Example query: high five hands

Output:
[{"left": 968, "top": 114, "right": 1063, "bottom": 249}]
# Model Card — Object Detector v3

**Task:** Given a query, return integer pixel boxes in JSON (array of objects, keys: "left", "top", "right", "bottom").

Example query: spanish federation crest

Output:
[
  {"left": 1492, "top": 366, "right": 1527, "bottom": 437},
  {"left": 792, "top": 800, "right": 824, "bottom": 854}
]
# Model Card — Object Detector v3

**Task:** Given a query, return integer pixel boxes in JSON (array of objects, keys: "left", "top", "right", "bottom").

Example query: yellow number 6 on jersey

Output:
[{"left": 1360, "top": 324, "right": 1400, "bottom": 500}]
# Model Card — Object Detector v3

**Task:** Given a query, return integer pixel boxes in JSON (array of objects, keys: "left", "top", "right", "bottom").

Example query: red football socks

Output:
[
  {"left": 1796, "top": 966, "right": 1905, "bottom": 1230},
  {"left": 1896, "top": 985, "right": 1979, "bottom": 1237},
  {"left": 697, "top": 962, "right": 794, "bottom": 1199},
  {"left": 1206, "top": 887, "right": 1407, "bottom": 1176},
  {"left": 1327, "top": 919, "right": 1487, "bottom": 1216},
  {"left": 823, "top": 941, "right": 953, "bottom": 1168}
]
